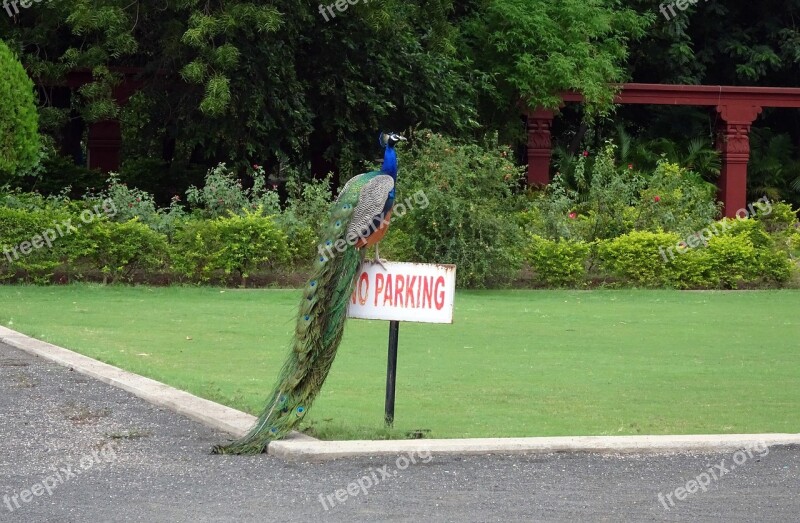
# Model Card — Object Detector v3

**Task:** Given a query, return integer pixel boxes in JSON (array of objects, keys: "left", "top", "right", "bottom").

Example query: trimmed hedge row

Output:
[
  {"left": 0, "top": 206, "right": 294, "bottom": 285},
  {"left": 524, "top": 215, "right": 799, "bottom": 289}
]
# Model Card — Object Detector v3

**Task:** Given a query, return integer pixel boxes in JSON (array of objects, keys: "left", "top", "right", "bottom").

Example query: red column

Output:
[
  {"left": 527, "top": 109, "right": 555, "bottom": 186},
  {"left": 87, "top": 120, "right": 122, "bottom": 172},
  {"left": 715, "top": 104, "right": 762, "bottom": 217}
]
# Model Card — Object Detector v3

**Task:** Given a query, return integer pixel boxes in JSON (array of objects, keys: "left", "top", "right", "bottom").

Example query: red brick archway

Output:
[{"left": 527, "top": 84, "right": 800, "bottom": 217}]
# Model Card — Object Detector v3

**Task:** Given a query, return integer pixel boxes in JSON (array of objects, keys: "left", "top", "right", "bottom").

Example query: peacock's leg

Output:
[{"left": 372, "top": 243, "right": 388, "bottom": 270}]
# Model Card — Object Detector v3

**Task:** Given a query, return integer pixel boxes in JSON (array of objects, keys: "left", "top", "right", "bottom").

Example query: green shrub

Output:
[
  {"left": 597, "top": 230, "right": 683, "bottom": 287},
  {"left": 755, "top": 200, "right": 797, "bottom": 233},
  {"left": 80, "top": 219, "right": 169, "bottom": 284},
  {"left": 712, "top": 218, "right": 793, "bottom": 285},
  {"left": 87, "top": 174, "right": 186, "bottom": 237},
  {"left": 704, "top": 234, "right": 759, "bottom": 289},
  {"left": 525, "top": 144, "right": 719, "bottom": 242},
  {"left": 172, "top": 210, "right": 290, "bottom": 286},
  {"left": 524, "top": 234, "right": 589, "bottom": 287},
  {"left": 0, "top": 40, "right": 40, "bottom": 180},
  {"left": 0, "top": 206, "right": 84, "bottom": 282},
  {"left": 391, "top": 130, "right": 525, "bottom": 288},
  {"left": 634, "top": 160, "right": 720, "bottom": 235},
  {"left": 185, "top": 163, "right": 281, "bottom": 219}
]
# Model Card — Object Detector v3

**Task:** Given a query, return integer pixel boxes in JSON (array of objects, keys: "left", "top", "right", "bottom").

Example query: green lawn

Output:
[{"left": 1, "top": 285, "right": 798, "bottom": 439}]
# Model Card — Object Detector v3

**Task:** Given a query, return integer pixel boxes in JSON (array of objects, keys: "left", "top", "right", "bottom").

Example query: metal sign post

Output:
[
  {"left": 384, "top": 320, "right": 400, "bottom": 427},
  {"left": 348, "top": 261, "right": 456, "bottom": 428}
]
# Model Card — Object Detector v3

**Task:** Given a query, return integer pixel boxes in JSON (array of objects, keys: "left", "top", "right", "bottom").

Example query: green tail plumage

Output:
[{"left": 213, "top": 200, "right": 362, "bottom": 455}]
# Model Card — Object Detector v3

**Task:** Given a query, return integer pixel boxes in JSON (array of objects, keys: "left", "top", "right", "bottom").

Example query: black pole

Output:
[{"left": 385, "top": 320, "right": 400, "bottom": 427}]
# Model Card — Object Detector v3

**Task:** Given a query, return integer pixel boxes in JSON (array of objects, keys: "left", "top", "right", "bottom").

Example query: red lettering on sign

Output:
[
  {"left": 357, "top": 272, "right": 369, "bottom": 305},
  {"left": 434, "top": 276, "right": 445, "bottom": 310},
  {"left": 405, "top": 275, "right": 416, "bottom": 308},
  {"left": 374, "top": 273, "right": 385, "bottom": 307},
  {"left": 394, "top": 275, "right": 405, "bottom": 308},
  {"left": 383, "top": 275, "right": 394, "bottom": 306},
  {"left": 422, "top": 276, "right": 433, "bottom": 308}
]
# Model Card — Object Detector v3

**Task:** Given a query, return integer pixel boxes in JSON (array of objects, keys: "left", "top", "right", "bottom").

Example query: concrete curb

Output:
[
  {"left": 3, "top": 326, "right": 798, "bottom": 461},
  {"left": 268, "top": 433, "right": 800, "bottom": 461},
  {"left": 0, "top": 325, "right": 314, "bottom": 444}
]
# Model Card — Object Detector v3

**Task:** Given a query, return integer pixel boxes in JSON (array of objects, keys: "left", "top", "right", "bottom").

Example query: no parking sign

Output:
[{"left": 347, "top": 261, "right": 456, "bottom": 426}]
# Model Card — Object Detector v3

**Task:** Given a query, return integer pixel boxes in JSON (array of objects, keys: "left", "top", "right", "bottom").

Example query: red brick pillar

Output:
[
  {"left": 527, "top": 109, "right": 555, "bottom": 186},
  {"left": 715, "top": 104, "right": 762, "bottom": 217},
  {"left": 87, "top": 120, "right": 122, "bottom": 172}
]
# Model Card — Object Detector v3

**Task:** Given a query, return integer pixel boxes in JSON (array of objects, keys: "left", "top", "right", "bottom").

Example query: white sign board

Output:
[{"left": 347, "top": 261, "right": 456, "bottom": 324}]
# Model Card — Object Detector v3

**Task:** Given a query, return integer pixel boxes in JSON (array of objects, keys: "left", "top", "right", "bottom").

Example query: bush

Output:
[
  {"left": 755, "top": 200, "right": 797, "bottom": 234},
  {"left": 525, "top": 144, "right": 720, "bottom": 242},
  {"left": 80, "top": 219, "right": 169, "bottom": 284},
  {"left": 704, "top": 234, "right": 759, "bottom": 289},
  {"left": 391, "top": 130, "right": 526, "bottom": 288},
  {"left": 524, "top": 234, "right": 589, "bottom": 287},
  {"left": 87, "top": 174, "right": 187, "bottom": 237},
  {"left": 172, "top": 210, "right": 290, "bottom": 286},
  {"left": 0, "top": 40, "right": 40, "bottom": 180},
  {"left": 185, "top": 163, "right": 281, "bottom": 219},
  {"left": 597, "top": 231, "right": 683, "bottom": 287},
  {"left": 712, "top": 218, "right": 793, "bottom": 286},
  {"left": 0, "top": 205, "right": 83, "bottom": 282}
]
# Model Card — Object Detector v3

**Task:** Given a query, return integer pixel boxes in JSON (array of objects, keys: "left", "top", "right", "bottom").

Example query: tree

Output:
[
  {"left": 459, "top": 0, "right": 651, "bottom": 140},
  {"left": 0, "top": 39, "right": 39, "bottom": 180}
]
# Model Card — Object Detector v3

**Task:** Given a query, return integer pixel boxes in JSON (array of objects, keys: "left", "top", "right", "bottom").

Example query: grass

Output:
[{"left": 1, "top": 285, "right": 798, "bottom": 440}]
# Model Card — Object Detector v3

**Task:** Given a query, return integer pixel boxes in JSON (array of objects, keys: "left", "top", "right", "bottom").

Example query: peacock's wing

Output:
[
  {"left": 336, "top": 171, "right": 382, "bottom": 203},
  {"left": 345, "top": 174, "right": 394, "bottom": 240}
]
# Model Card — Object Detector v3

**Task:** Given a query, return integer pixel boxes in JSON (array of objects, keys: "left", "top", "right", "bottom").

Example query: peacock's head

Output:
[{"left": 380, "top": 132, "right": 407, "bottom": 148}]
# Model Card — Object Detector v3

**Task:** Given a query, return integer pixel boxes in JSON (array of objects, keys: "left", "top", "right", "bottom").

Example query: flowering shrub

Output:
[
  {"left": 526, "top": 143, "right": 720, "bottom": 242},
  {"left": 185, "top": 163, "right": 281, "bottom": 218}
]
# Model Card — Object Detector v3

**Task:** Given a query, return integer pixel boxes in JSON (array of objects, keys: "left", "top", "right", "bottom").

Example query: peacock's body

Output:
[{"left": 213, "top": 132, "right": 406, "bottom": 455}]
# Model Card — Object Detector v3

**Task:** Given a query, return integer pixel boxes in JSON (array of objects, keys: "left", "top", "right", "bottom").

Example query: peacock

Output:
[{"left": 213, "top": 131, "right": 407, "bottom": 454}]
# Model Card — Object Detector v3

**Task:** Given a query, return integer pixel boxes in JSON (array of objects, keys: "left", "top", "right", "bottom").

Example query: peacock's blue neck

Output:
[{"left": 381, "top": 146, "right": 398, "bottom": 200}]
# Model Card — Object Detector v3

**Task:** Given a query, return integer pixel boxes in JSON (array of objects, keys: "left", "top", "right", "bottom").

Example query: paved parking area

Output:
[{"left": 1, "top": 341, "right": 798, "bottom": 522}]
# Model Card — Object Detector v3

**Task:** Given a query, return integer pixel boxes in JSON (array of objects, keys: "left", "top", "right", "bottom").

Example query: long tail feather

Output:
[{"left": 213, "top": 202, "right": 361, "bottom": 455}]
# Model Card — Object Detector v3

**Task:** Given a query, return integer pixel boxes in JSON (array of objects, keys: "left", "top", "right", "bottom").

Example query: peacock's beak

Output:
[{"left": 397, "top": 135, "right": 407, "bottom": 141}]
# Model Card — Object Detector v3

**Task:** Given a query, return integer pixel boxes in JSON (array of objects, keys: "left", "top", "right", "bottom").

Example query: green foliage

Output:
[
  {"left": 755, "top": 200, "right": 798, "bottom": 233},
  {"left": 595, "top": 219, "right": 795, "bottom": 289},
  {"left": 390, "top": 131, "right": 526, "bottom": 288},
  {"left": 634, "top": 160, "right": 721, "bottom": 234},
  {"left": 0, "top": 40, "right": 40, "bottom": 180},
  {"left": 87, "top": 174, "right": 186, "bottom": 237},
  {"left": 597, "top": 230, "right": 682, "bottom": 287},
  {"left": 81, "top": 219, "right": 168, "bottom": 284},
  {"left": 524, "top": 234, "right": 589, "bottom": 287},
  {"left": 0, "top": 203, "right": 88, "bottom": 283},
  {"left": 171, "top": 211, "right": 290, "bottom": 286},
  {"left": 528, "top": 144, "right": 720, "bottom": 242},
  {"left": 186, "top": 164, "right": 281, "bottom": 219},
  {"left": 704, "top": 234, "right": 760, "bottom": 289},
  {"left": 463, "top": 0, "right": 650, "bottom": 138}
]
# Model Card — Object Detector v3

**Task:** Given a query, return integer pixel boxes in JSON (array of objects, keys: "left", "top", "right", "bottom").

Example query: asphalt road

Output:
[{"left": 1, "top": 341, "right": 798, "bottom": 523}]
